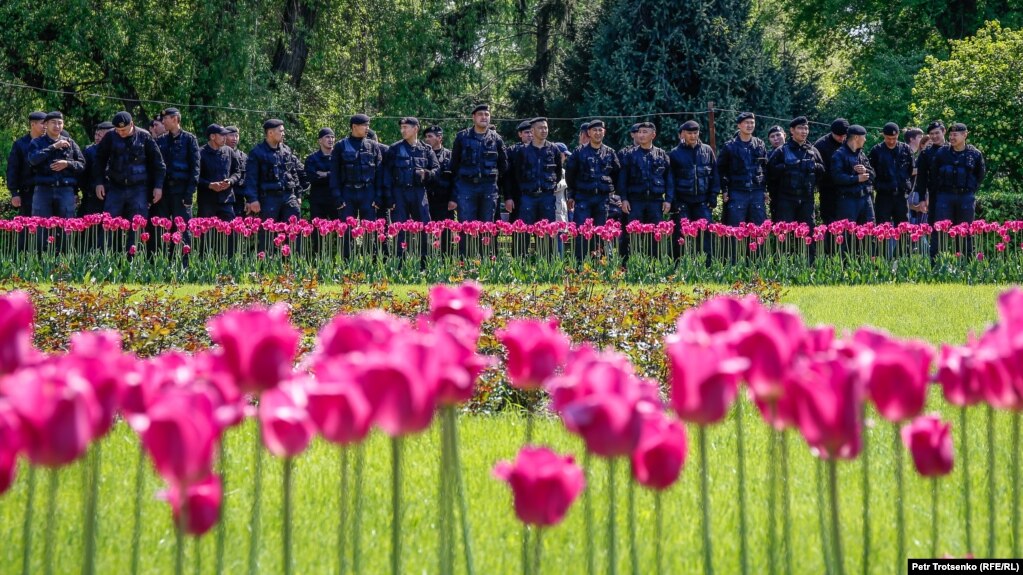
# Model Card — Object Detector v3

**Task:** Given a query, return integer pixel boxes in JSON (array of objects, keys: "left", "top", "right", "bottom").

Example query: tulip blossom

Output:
[
  {"left": 493, "top": 446, "right": 585, "bottom": 526},
  {"left": 853, "top": 328, "right": 934, "bottom": 423},
  {"left": 429, "top": 281, "right": 490, "bottom": 327},
  {"left": 68, "top": 330, "right": 135, "bottom": 438},
  {"left": 936, "top": 343, "right": 986, "bottom": 407},
  {"left": 206, "top": 304, "right": 300, "bottom": 395},
  {"left": 134, "top": 388, "right": 218, "bottom": 486},
  {"left": 259, "top": 382, "right": 315, "bottom": 458},
  {"left": 0, "top": 290, "right": 35, "bottom": 375},
  {"left": 631, "top": 413, "right": 687, "bottom": 490},
  {"left": 163, "top": 474, "right": 223, "bottom": 536},
  {"left": 497, "top": 318, "right": 570, "bottom": 390},
  {"left": 789, "top": 354, "right": 865, "bottom": 459},
  {"left": 666, "top": 337, "right": 747, "bottom": 425},
  {"left": 355, "top": 336, "right": 441, "bottom": 437},
  {"left": 0, "top": 400, "right": 22, "bottom": 494},
  {"left": 901, "top": 415, "right": 954, "bottom": 477}
]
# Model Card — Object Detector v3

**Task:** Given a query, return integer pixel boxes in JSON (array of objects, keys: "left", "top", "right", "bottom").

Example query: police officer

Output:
[
  {"left": 767, "top": 125, "right": 786, "bottom": 151},
  {"left": 916, "top": 120, "right": 947, "bottom": 217},
  {"left": 6, "top": 111, "right": 47, "bottom": 220},
  {"left": 501, "top": 120, "right": 532, "bottom": 222},
  {"left": 149, "top": 116, "right": 167, "bottom": 138},
  {"left": 79, "top": 121, "right": 113, "bottom": 217},
  {"left": 577, "top": 121, "right": 591, "bottom": 149},
  {"left": 383, "top": 117, "right": 439, "bottom": 223},
  {"left": 767, "top": 116, "right": 824, "bottom": 228},
  {"left": 618, "top": 121, "right": 672, "bottom": 224},
  {"left": 305, "top": 127, "right": 340, "bottom": 220},
  {"left": 718, "top": 112, "right": 768, "bottom": 225},
  {"left": 197, "top": 124, "right": 242, "bottom": 221},
  {"left": 670, "top": 120, "right": 719, "bottom": 223},
  {"left": 868, "top": 122, "right": 914, "bottom": 225},
  {"left": 565, "top": 119, "right": 619, "bottom": 260},
  {"left": 814, "top": 118, "right": 849, "bottom": 225},
  {"left": 28, "top": 112, "right": 85, "bottom": 222},
  {"left": 223, "top": 126, "right": 250, "bottom": 217},
  {"left": 245, "top": 119, "right": 306, "bottom": 225},
  {"left": 423, "top": 125, "right": 453, "bottom": 222},
  {"left": 449, "top": 104, "right": 508, "bottom": 222},
  {"left": 928, "top": 123, "right": 985, "bottom": 258},
  {"left": 330, "top": 114, "right": 385, "bottom": 221},
  {"left": 831, "top": 124, "right": 875, "bottom": 224},
  {"left": 153, "top": 108, "right": 200, "bottom": 252},
  {"left": 94, "top": 111, "right": 166, "bottom": 220},
  {"left": 508, "top": 117, "right": 563, "bottom": 224}
]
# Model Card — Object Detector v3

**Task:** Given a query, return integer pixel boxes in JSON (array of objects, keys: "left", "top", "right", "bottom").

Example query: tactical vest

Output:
[
  {"left": 673, "top": 145, "right": 713, "bottom": 199},
  {"left": 517, "top": 144, "right": 559, "bottom": 194},
  {"left": 107, "top": 133, "right": 149, "bottom": 187},
  {"left": 724, "top": 139, "right": 767, "bottom": 191},
  {"left": 33, "top": 138, "right": 80, "bottom": 188},
  {"left": 393, "top": 143, "right": 426, "bottom": 188},
  {"left": 575, "top": 146, "right": 615, "bottom": 193},
  {"left": 161, "top": 133, "right": 193, "bottom": 183},
  {"left": 626, "top": 149, "right": 668, "bottom": 197},
  {"left": 457, "top": 132, "right": 499, "bottom": 180},
  {"left": 936, "top": 147, "right": 981, "bottom": 194},
  {"left": 781, "top": 145, "right": 816, "bottom": 197},
  {"left": 256, "top": 144, "right": 299, "bottom": 194},
  {"left": 341, "top": 139, "right": 377, "bottom": 186}
]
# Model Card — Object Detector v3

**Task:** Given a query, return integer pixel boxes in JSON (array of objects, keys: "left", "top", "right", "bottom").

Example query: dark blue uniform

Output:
[
  {"left": 93, "top": 128, "right": 166, "bottom": 219},
  {"left": 565, "top": 143, "right": 619, "bottom": 260},
  {"left": 831, "top": 144, "right": 876, "bottom": 224},
  {"left": 868, "top": 141, "right": 914, "bottom": 224},
  {"left": 928, "top": 144, "right": 985, "bottom": 258},
  {"left": 383, "top": 140, "right": 439, "bottom": 223},
  {"left": 245, "top": 141, "right": 306, "bottom": 223},
  {"left": 198, "top": 144, "right": 242, "bottom": 220},
  {"left": 767, "top": 141, "right": 824, "bottom": 227},
  {"left": 449, "top": 128, "right": 508, "bottom": 222},
  {"left": 78, "top": 144, "right": 105, "bottom": 216},
  {"left": 427, "top": 146, "right": 453, "bottom": 222},
  {"left": 669, "top": 141, "right": 719, "bottom": 223},
  {"left": 154, "top": 130, "right": 200, "bottom": 223},
  {"left": 510, "top": 142, "right": 563, "bottom": 224},
  {"left": 6, "top": 134, "right": 36, "bottom": 217},
  {"left": 330, "top": 136, "right": 385, "bottom": 220},
  {"left": 718, "top": 135, "right": 768, "bottom": 225},
  {"left": 813, "top": 135, "right": 845, "bottom": 224},
  {"left": 618, "top": 146, "right": 673, "bottom": 224},
  {"left": 232, "top": 148, "right": 248, "bottom": 216},
  {"left": 305, "top": 149, "right": 340, "bottom": 220},
  {"left": 28, "top": 134, "right": 86, "bottom": 219}
]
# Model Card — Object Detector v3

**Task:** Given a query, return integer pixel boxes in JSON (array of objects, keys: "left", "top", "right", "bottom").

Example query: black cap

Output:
[
  {"left": 529, "top": 116, "right": 547, "bottom": 125},
  {"left": 112, "top": 111, "right": 133, "bottom": 128},
  {"left": 949, "top": 123, "right": 968, "bottom": 133},
  {"left": 350, "top": 114, "right": 370, "bottom": 126},
  {"left": 736, "top": 112, "right": 755, "bottom": 124},
  {"left": 205, "top": 124, "right": 230, "bottom": 137},
  {"left": 789, "top": 116, "right": 808, "bottom": 128},
  {"left": 28, "top": 111, "right": 47, "bottom": 122},
  {"left": 679, "top": 120, "right": 700, "bottom": 133},
  {"left": 424, "top": 125, "right": 443, "bottom": 136},
  {"left": 262, "top": 119, "right": 284, "bottom": 131},
  {"left": 830, "top": 118, "right": 850, "bottom": 136},
  {"left": 517, "top": 120, "right": 532, "bottom": 133},
  {"left": 162, "top": 107, "right": 180, "bottom": 118},
  {"left": 767, "top": 125, "right": 783, "bottom": 136},
  {"left": 847, "top": 125, "right": 867, "bottom": 136},
  {"left": 96, "top": 121, "right": 114, "bottom": 130},
  {"left": 629, "top": 123, "right": 640, "bottom": 134},
  {"left": 471, "top": 104, "right": 489, "bottom": 115},
  {"left": 318, "top": 127, "right": 335, "bottom": 139},
  {"left": 636, "top": 121, "right": 656, "bottom": 130},
  {"left": 587, "top": 120, "right": 605, "bottom": 131},
  {"left": 882, "top": 122, "right": 900, "bottom": 136},
  {"left": 927, "top": 121, "right": 946, "bottom": 133},
  {"left": 44, "top": 111, "right": 63, "bottom": 121},
  {"left": 223, "top": 125, "right": 239, "bottom": 135},
  {"left": 579, "top": 121, "right": 591, "bottom": 133},
  {"left": 398, "top": 117, "right": 420, "bottom": 127}
]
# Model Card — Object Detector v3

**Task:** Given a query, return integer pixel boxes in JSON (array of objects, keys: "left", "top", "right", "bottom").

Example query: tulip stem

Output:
[
  {"left": 816, "top": 458, "right": 832, "bottom": 575},
  {"left": 861, "top": 429, "right": 870, "bottom": 575},
  {"left": 43, "top": 469, "right": 59, "bottom": 575},
  {"left": 448, "top": 408, "right": 476, "bottom": 575},
  {"left": 130, "top": 443, "right": 145, "bottom": 575},
  {"left": 391, "top": 436, "right": 402, "bottom": 575},
  {"left": 987, "top": 405, "right": 996, "bottom": 558},
  {"left": 215, "top": 441, "right": 228, "bottom": 575},
  {"left": 584, "top": 452, "right": 595, "bottom": 575},
  {"left": 175, "top": 503, "right": 185, "bottom": 575},
  {"left": 21, "top": 464, "right": 36, "bottom": 575},
  {"left": 768, "top": 431, "right": 778, "bottom": 575},
  {"left": 439, "top": 408, "right": 454, "bottom": 575},
  {"left": 532, "top": 527, "right": 543, "bottom": 575},
  {"left": 781, "top": 430, "right": 793, "bottom": 575},
  {"left": 352, "top": 444, "right": 365, "bottom": 573},
  {"left": 248, "top": 419, "right": 263, "bottom": 575},
  {"left": 1013, "top": 411, "right": 1020, "bottom": 559},
  {"left": 283, "top": 457, "right": 294, "bottom": 575},
  {"left": 654, "top": 490, "right": 663, "bottom": 575},
  {"left": 82, "top": 442, "right": 101, "bottom": 575},
  {"left": 194, "top": 535, "right": 202, "bottom": 575},
  {"left": 338, "top": 447, "right": 349, "bottom": 575},
  {"left": 698, "top": 426, "right": 714, "bottom": 575},
  {"left": 608, "top": 457, "right": 619, "bottom": 575},
  {"left": 932, "top": 478, "right": 939, "bottom": 558},
  {"left": 628, "top": 478, "right": 638, "bottom": 575},
  {"left": 960, "top": 407, "right": 973, "bottom": 553},
  {"left": 735, "top": 398, "right": 749, "bottom": 575},
  {"left": 828, "top": 459, "right": 845, "bottom": 575},
  {"left": 525, "top": 409, "right": 534, "bottom": 444},
  {"left": 894, "top": 425, "right": 904, "bottom": 574}
]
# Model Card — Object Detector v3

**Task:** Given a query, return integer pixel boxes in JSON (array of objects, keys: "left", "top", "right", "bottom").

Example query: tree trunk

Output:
[{"left": 271, "top": 0, "right": 320, "bottom": 88}]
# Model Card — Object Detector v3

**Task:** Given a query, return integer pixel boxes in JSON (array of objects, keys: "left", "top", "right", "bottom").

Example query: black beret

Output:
[
  {"left": 735, "top": 112, "right": 755, "bottom": 124},
  {"left": 927, "top": 121, "right": 946, "bottom": 133},
  {"left": 529, "top": 116, "right": 548, "bottom": 125},
  {"left": 28, "top": 111, "right": 47, "bottom": 122},
  {"left": 350, "top": 114, "right": 370, "bottom": 126},
  {"left": 587, "top": 120, "right": 606, "bottom": 130},
  {"left": 679, "top": 120, "right": 700, "bottom": 133},
  {"left": 471, "top": 104, "right": 489, "bottom": 115},
  {"left": 398, "top": 117, "right": 419, "bottom": 127},
  {"left": 579, "top": 121, "right": 591, "bottom": 133},
  {"left": 96, "top": 121, "right": 114, "bottom": 130},
  {"left": 112, "top": 111, "right": 133, "bottom": 128},
  {"left": 629, "top": 124, "right": 640, "bottom": 133},
  {"left": 205, "top": 124, "right": 230, "bottom": 137},
  {"left": 318, "top": 127, "right": 335, "bottom": 138},
  {"left": 263, "top": 119, "right": 284, "bottom": 131},
  {"left": 949, "top": 123, "right": 968, "bottom": 133},
  {"left": 424, "top": 125, "right": 443, "bottom": 136},
  {"left": 789, "top": 116, "right": 808, "bottom": 128},
  {"left": 162, "top": 107, "right": 181, "bottom": 117},
  {"left": 882, "top": 122, "right": 900, "bottom": 136},
  {"left": 768, "top": 125, "right": 783, "bottom": 136},
  {"left": 223, "top": 126, "right": 239, "bottom": 135},
  {"left": 637, "top": 121, "right": 656, "bottom": 130},
  {"left": 830, "top": 118, "right": 850, "bottom": 135},
  {"left": 44, "top": 111, "right": 63, "bottom": 121},
  {"left": 847, "top": 125, "right": 867, "bottom": 136}
]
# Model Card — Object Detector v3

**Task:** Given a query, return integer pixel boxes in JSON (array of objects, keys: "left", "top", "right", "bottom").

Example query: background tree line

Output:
[{"left": 1, "top": 0, "right": 1020, "bottom": 201}]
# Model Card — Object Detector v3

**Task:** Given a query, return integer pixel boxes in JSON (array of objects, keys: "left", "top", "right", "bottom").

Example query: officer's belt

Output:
[
  {"left": 522, "top": 189, "right": 553, "bottom": 198},
  {"left": 34, "top": 184, "right": 76, "bottom": 192},
  {"left": 344, "top": 183, "right": 368, "bottom": 190},
  {"left": 459, "top": 175, "right": 496, "bottom": 184},
  {"left": 630, "top": 192, "right": 665, "bottom": 200},
  {"left": 575, "top": 188, "right": 609, "bottom": 196},
  {"left": 938, "top": 187, "right": 974, "bottom": 196}
]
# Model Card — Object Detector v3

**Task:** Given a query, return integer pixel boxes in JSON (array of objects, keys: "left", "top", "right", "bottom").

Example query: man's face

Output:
[
  {"left": 115, "top": 124, "right": 134, "bottom": 138},
  {"left": 681, "top": 130, "right": 700, "bottom": 146},
  {"left": 45, "top": 119, "right": 63, "bottom": 139},
  {"left": 266, "top": 125, "right": 285, "bottom": 145},
  {"left": 29, "top": 119, "right": 45, "bottom": 137},
  {"left": 400, "top": 123, "right": 418, "bottom": 141},
  {"left": 588, "top": 127, "right": 604, "bottom": 145},
  {"left": 150, "top": 121, "right": 166, "bottom": 137},
  {"left": 907, "top": 134, "right": 923, "bottom": 152},
  {"left": 209, "top": 133, "right": 225, "bottom": 148},
  {"left": 519, "top": 130, "right": 532, "bottom": 145},
  {"left": 225, "top": 132, "right": 239, "bottom": 149},
  {"left": 94, "top": 128, "right": 110, "bottom": 144},
  {"left": 768, "top": 131, "right": 785, "bottom": 148},
  {"left": 162, "top": 114, "right": 180, "bottom": 133},
  {"left": 948, "top": 130, "right": 967, "bottom": 147},
  {"left": 531, "top": 121, "right": 548, "bottom": 143},
  {"left": 929, "top": 127, "right": 945, "bottom": 145},
  {"left": 637, "top": 127, "right": 655, "bottom": 145},
  {"left": 884, "top": 134, "right": 899, "bottom": 147},
  {"left": 738, "top": 119, "right": 756, "bottom": 136},
  {"left": 351, "top": 123, "right": 369, "bottom": 138},
  {"left": 790, "top": 125, "right": 809, "bottom": 144},
  {"left": 848, "top": 134, "right": 866, "bottom": 150},
  {"left": 319, "top": 134, "right": 335, "bottom": 150},
  {"left": 473, "top": 110, "right": 490, "bottom": 130},
  {"left": 832, "top": 132, "right": 847, "bottom": 144},
  {"left": 424, "top": 132, "right": 442, "bottom": 149},
  {"left": 578, "top": 131, "right": 590, "bottom": 147}
]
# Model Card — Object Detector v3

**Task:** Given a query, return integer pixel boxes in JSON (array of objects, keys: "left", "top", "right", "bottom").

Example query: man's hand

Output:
[
  {"left": 621, "top": 200, "right": 631, "bottom": 215},
  {"left": 53, "top": 140, "right": 70, "bottom": 150},
  {"left": 50, "top": 160, "right": 69, "bottom": 172},
  {"left": 505, "top": 199, "right": 515, "bottom": 213},
  {"left": 95, "top": 185, "right": 105, "bottom": 200},
  {"left": 152, "top": 188, "right": 163, "bottom": 204},
  {"left": 246, "top": 200, "right": 261, "bottom": 214},
  {"left": 447, "top": 201, "right": 457, "bottom": 211},
  {"left": 722, "top": 192, "right": 729, "bottom": 204},
  {"left": 858, "top": 173, "right": 870, "bottom": 182},
  {"left": 661, "top": 201, "right": 671, "bottom": 215},
  {"left": 316, "top": 171, "right": 329, "bottom": 178},
  {"left": 567, "top": 199, "right": 575, "bottom": 211},
  {"left": 11, "top": 196, "right": 21, "bottom": 208}
]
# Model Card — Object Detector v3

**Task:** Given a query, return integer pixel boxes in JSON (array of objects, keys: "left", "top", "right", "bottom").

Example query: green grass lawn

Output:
[{"left": 0, "top": 284, "right": 1017, "bottom": 574}]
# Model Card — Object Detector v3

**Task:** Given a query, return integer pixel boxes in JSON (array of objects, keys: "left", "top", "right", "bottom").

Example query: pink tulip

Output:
[
  {"left": 429, "top": 281, "right": 490, "bottom": 327},
  {"left": 631, "top": 413, "right": 687, "bottom": 490},
  {"left": 853, "top": 329, "right": 934, "bottom": 422},
  {"left": 68, "top": 330, "right": 134, "bottom": 438},
  {"left": 0, "top": 291, "right": 35, "bottom": 374},
  {"left": 259, "top": 382, "right": 315, "bottom": 458},
  {"left": 493, "top": 446, "right": 585, "bottom": 526},
  {"left": 163, "top": 474, "right": 223, "bottom": 536},
  {"left": 666, "top": 337, "right": 747, "bottom": 425},
  {"left": 355, "top": 337, "right": 440, "bottom": 436},
  {"left": 207, "top": 304, "right": 300, "bottom": 395},
  {"left": 0, "top": 400, "right": 22, "bottom": 494},
  {"left": 313, "top": 310, "right": 407, "bottom": 359},
  {"left": 135, "top": 388, "right": 218, "bottom": 485},
  {"left": 901, "top": 415, "right": 954, "bottom": 477},
  {"left": 675, "top": 295, "right": 761, "bottom": 342},
  {"left": 497, "top": 318, "right": 570, "bottom": 390},
  {"left": 789, "top": 354, "right": 864, "bottom": 459},
  {"left": 306, "top": 378, "right": 373, "bottom": 445},
  {"left": 732, "top": 308, "right": 805, "bottom": 401},
  {"left": 936, "top": 343, "right": 986, "bottom": 407}
]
